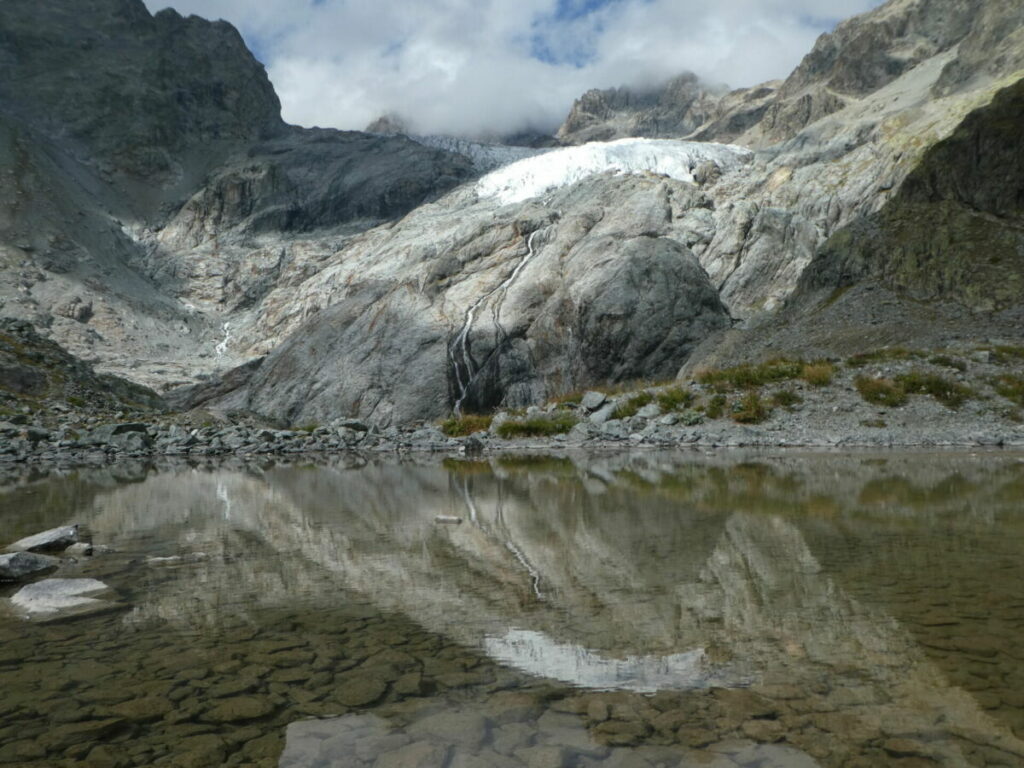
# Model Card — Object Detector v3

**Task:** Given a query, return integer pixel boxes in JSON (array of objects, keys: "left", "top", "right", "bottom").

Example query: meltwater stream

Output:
[
  {"left": 450, "top": 227, "right": 547, "bottom": 415},
  {"left": 1, "top": 451, "right": 1023, "bottom": 767}
]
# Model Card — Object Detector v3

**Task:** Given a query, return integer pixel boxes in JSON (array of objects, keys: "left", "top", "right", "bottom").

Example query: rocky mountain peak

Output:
[
  {"left": 556, "top": 73, "right": 725, "bottom": 145},
  {"left": 0, "top": 0, "right": 284, "bottom": 181}
]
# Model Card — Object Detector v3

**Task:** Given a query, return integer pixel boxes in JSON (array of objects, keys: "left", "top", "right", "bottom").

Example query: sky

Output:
[{"left": 142, "top": 0, "right": 884, "bottom": 137}]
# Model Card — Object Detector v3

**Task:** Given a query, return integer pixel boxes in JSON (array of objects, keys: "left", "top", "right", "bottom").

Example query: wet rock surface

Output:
[
  {"left": 5, "top": 525, "right": 79, "bottom": 554},
  {"left": 0, "top": 552, "right": 59, "bottom": 582}
]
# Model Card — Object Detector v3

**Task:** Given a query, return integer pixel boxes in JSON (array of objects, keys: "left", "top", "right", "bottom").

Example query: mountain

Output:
[
  {"left": 0, "top": 0, "right": 474, "bottom": 395},
  {"left": 0, "top": 0, "right": 1021, "bottom": 427}
]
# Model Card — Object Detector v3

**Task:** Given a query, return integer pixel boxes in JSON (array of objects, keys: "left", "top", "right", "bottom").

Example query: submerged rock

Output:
[
  {"left": 0, "top": 552, "right": 59, "bottom": 581},
  {"left": 9, "top": 578, "right": 118, "bottom": 621},
  {"left": 6, "top": 524, "right": 79, "bottom": 553}
]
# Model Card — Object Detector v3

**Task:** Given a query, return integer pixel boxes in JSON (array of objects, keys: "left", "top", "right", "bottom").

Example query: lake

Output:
[{"left": 1, "top": 450, "right": 1023, "bottom": 767}]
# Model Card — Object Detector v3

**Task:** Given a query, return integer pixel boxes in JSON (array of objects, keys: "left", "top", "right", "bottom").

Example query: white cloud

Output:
[{"left": 143, "top": 0, "right": 883, "bottom": 137}]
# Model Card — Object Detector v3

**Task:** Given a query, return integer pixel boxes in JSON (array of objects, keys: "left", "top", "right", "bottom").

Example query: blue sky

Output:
[{"left": 143, "top": 0, "right": 883, "bottom": 136}]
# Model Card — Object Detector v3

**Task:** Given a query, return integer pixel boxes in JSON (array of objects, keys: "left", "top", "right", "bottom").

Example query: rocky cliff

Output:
[
  {"left": 0, "top": 0, "right": 1021, "bottom": 427},
  {"left": 0, "top": 0, "right": 474, "bottom": 393}
]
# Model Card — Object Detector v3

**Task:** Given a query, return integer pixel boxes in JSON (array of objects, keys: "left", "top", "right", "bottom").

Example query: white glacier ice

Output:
[{"left": 476, "top": 137, "right": 753, "bottom": 205}]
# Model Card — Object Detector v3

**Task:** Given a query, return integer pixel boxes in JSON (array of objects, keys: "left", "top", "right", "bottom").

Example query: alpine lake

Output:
[{"left": 1, "top": 450, "right": 1023, "bottom": 768}]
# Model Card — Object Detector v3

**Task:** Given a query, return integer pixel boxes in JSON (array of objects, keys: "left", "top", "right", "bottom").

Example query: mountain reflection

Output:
[{"left": 16, "top": 450, "right": 1024, "bottom": 765}]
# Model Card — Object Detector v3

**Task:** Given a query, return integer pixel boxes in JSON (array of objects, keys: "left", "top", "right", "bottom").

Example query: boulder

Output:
[
  {"left": 6, "top": 524, "right": 79, "bottom": 553},
  {"left": 9, "top": 578, "right": 118, "bottom": 621},
  {"left": 0, "top": 552, "right": 59, "bottom": 581}
]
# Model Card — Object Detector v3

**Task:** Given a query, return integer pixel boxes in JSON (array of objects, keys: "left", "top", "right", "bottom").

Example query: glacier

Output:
[
  {"left": 406, "top": 134, "right": 551, "bottom": 173},
  {"left": 476, "top": 137, "right": 754, "bottom": 205}
]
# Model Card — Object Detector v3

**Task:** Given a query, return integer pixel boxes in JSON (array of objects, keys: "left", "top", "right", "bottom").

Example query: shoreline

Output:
[{"left": 2, "top": 418, "right": 1023, "bottom": 469}]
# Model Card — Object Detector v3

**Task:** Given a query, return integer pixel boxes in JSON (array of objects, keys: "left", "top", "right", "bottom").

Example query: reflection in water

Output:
[
  {"left": 0, "top": 451, "right": 1023, "bottom": 768},
  {"left": 484, "top": 629, "right": 710, "bottom": 693}
]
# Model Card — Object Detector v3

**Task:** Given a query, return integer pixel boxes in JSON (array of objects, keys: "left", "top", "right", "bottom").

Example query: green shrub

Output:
[
  {"left": 854, "top": 376, "right": 907, "bottom": 407},
  {"left": 800, "top": 362, "right": 835, "bottom": 387},
  {"left": 612, "top": 391, "right": 654, "bottom": 419},
  {"left": 697, "top": 358, "right": 804, "bottom": 392},
  {"left": 732, "top": 392, "right": 771, "bottom": 424},
  {"left": 895, "top": 371, "right": 974, "bottom": 409},
  {"left": 928, "top": 355, "right": 967, "bottom": 372},
  {"left": 441, "top": 414, "right": 494, "bottom": 437},
  {"left": 705, "top": 394, "right": 727, "bottom": 419},
  {"left": 993, "top": 374, "right": 1024, "bottom": 406},
  {"left": 678, "top": 410, "right": 703, "bottom": 426},
  {"left": 496, "top": 414, "right": 578, "bottom": 439},
  {"left": 657, "top": 386, "right": 694, "bottom": 412},
  {"left": 771, "top": 389, "right": 803, "bottom": 408},
  {"left": 860, "top": 419, "right": 887, "bottom": 428}
]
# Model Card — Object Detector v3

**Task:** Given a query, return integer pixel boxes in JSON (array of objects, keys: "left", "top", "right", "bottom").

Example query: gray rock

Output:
[
  {"left": 0, "top": 552, "right": 59, "bottom": 581},
  {"left": 87, "top": 423, "right": 148, "bottom": 445},
  {"left": 636, "top": 403, "right": 661, "bottom": 419},
  {"left": 6, "top": 525, "right": 79, "bottom": 553},
  {"left": 64, "top": 542, "right": 94, "bottom": 558},
  {"left": 589, "top": 403, "right": 617, "bottom": 425},
  {"left": 580, "top": 391, "right": 608, "bottom": 411},
  {"left": 9, "top": 578, "right": 117, "bottom": 620}
]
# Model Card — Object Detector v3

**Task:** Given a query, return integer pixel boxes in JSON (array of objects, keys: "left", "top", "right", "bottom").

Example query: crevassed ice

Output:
[
  {"left": 408, "top": 134, "right": 551, "bottom": 173},
  {"left": 476, "top": 137, "right": 753, "bottom": 205}
]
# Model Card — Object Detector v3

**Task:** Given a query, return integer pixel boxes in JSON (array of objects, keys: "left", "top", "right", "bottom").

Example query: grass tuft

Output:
[
  {"left": 895, "top": 371, "right": 973, "bottom": 409},
  {"left": 847, "top": 348, "right": 923, "bottom": 367},
  {"left": 441, "top": 414, "right": 494, "bottom": 437},
  {"left": 496, "top": 414, "right": 578, "bottom": 439},
  {"left": 993, "top": 374, "right": 1024, "bottom": 407},
  {"left": 929, "top": 355, "right": 968, "bottom": 372},
  {"left": 705, "top": 394, "right": 727, "bottom": 419},
  {"left": 612, "top": 392, "right": 654, "bottom": 420},
  {"left": 732, "top": 392, "right": 771, "bottom": 424},
  {"left": 800, "top": 362, "right": 835, "bottom": 387},
  {"left": 771, "top": 389, "right": 803, "bottom": 409},
  {"left": 656, "top": 386, "right": 695, "bottom": 412},
  {"left": 854, "top": 376, "right": 907, "bottom": 407},
  {"left": 697, "top": 359, "right": 804, "bottom": 392},
  {"left": 990, "top": 346, "right": 1024, "bottom": 365}
]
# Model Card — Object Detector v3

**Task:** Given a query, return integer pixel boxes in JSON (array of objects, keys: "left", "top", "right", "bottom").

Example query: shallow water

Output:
[{"left": 1, "top": 451, "right": 1023, "bottom": 767}]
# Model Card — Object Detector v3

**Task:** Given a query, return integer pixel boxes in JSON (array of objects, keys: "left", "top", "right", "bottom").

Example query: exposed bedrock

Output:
[
  {"left": 235, "top": 176, "right": 732, "bottom": 426},
  {"left": 799, "top": 76, "right": 1024, "bottom": 312}
]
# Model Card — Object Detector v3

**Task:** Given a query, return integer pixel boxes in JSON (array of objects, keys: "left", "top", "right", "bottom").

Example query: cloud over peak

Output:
[{"left": 143, "top": 0, "right": 883, "bottom": 137}]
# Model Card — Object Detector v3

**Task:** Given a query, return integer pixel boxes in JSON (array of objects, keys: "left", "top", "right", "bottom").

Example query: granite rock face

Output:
[{"left": 236, "top": 175, "right": 732, "bottom": 426}]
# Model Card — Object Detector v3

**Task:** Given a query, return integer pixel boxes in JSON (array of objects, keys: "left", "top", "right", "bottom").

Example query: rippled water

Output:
[{"left": 1, "top": 451, "right": 1023, "bottom": 767}]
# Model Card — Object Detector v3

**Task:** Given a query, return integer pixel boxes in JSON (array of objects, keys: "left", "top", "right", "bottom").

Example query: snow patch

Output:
[{"left": 476, "top": 138, "right": 753, "bottom": 205}]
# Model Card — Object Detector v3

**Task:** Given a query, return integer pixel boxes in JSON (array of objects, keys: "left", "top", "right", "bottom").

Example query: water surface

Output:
[{"left": 1, "top": 451, "right": 1023, "bottom": 767}]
